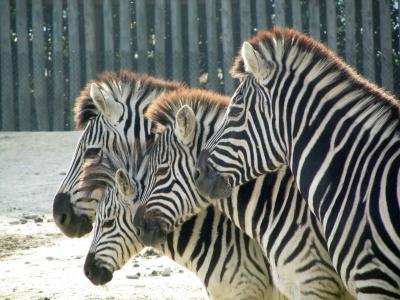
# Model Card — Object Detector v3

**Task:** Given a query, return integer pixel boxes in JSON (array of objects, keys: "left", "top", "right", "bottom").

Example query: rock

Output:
[
  {"left": 45, "top": 256, "right": 54, "bottom": 261},
  {"left": 20, "top": 219, "right": 27, "bottom": 224},
  {"left": 161, "top": 267, "right": 171, "bottom": 277},
  {"left": 178, "top": 269, "right": 184, "bottom": 273},
  {"left": 150, "top": 270, "right": 159, "bottom": 276},
  {"left": 132, "top": 263, "right": 140, "bottom": 267},
  {"left": 22, "top": 213, "right": 39, "bottom": 220},
  {"left": 34, "top": 217, "right": 43, "bottom": 223},
  {"left": 142, "top": 248, "right": 158, "bottom": 257},
  {"left": 9, "top": 221, "right": 20, "bottom": 225},
  {"left": 126, "top": 273, "right": 140, "bottom": 279},
  {"left": 59, "top": 172, "right": 66, "bottom": 175}
]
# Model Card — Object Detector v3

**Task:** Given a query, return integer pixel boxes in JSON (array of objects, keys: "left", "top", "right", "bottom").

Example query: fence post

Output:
[
  {"left": 308, "top": 0, "right": 320, "bottom": 40},
  {"left": 345, "top": 0, "right": 356, "bottom": 67},
  {"left": 361, "top": 0, "right": 375, "bottom": 83},
  {"left": 119, "top": 0, "right": 132, "bottom": 70},
  {"left": 16, "top": 0, "right": 31, "bottom": 130},
  {"left": 187, "top": 0, "right": 199, "bottom": 87},
  {"left": 84, "top": 0, "right": 97, "bottom": 82},
  {"left": 52, "top": 0, "right": 65, "bottom": 130},
  {"left": 256, "top": 0, "right": 268, "bottom": 31},
  {"left": 240, "top": 1, "right": 251, "bottom": 41},
  {"left": 326, "top": 0, "right": 337, "bottom": 53},
  {"left": 221, "top": 0, "right": 235, "bottom": 95},
  {"left": 291, "top": 0, "right": 302, "bottom": 31},
  {"left": 171, "top": 0, "right": 183, "bottom": 81},
  {"left": 136, "top": 0, "right": 148, "bottom": 73},
  {"left": 379, "top": 0, "right": 393, "bottom": 92},
  {"left": 32, "top": 0, "right": 49, "bottom": 130},
  {"left": 274, "top": 0, "right": 285, "bottom": 28},
  {"left": 205, "top": 0, "right": 219, "bottom": 92},
  {"left": 0, "top": 0, "right": 15, "bottom": 130},
  {"left": 67, "top": 0, "right": 81, "bottom": 127},
  {"left": 103, "top": 0, "right": 115, "bottom": 71},
  {"left": 154, "top": 0, "right": 166, "bottom": 79}
]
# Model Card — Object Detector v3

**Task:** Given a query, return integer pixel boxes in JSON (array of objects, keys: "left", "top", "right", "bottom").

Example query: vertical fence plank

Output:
[
  {"left": 154, "top": 0, "right": 166, "bottom": 79},
  {"left": 52, "top": 0, "right": 65, "bottom": 130},
  {"left": 291, "top": 0, "right": 302, "bottom": 31},
  {"left": 361, "top": 0, "right": 375, "bottom": 82},
  {"left": 171, "top": 0, "right": 183, "bottom": 81},
  {"left": 187, "top": 0, "right": 199, "bottom": 87},
  {"left": 0, "top": 0, "right": 15, "bottom": 130},
  {"left": 136, "top": 0, "right": 148, "bottom": 73},
  {"left": 256, "top": 0, "right": 268, "bottom": 31},
  {"left": 32, "top": 0, "right": 49, "bottom": 130},
  {"left": 84, "top": 0, "right": 97, "bottom": 81},
  {"left": 326, "top": 0, "right": 337, "bottom": 53},
  {"left": 221, "top": 0, "right": 235, "bottom": 95},
  {"left": 103, "top": 0, "right": 114, "bottom": 71},
  {"left": 345, "top": 0, "right": 356, "bottom": 67},
  {"left": 67, "top": 0, "right": 81, "bottom": 125},
  {"left": 308, "top": 0, "right": 320, "bottom": 40},
  {"left": 205, "top": 0, "right": 219, "bottom": 91},
  {"left": 240, "top": 0, "right": 251, "bottom": 41},
  {"left": 16, "top": 0, "right": 30, "bottom": 130},
  {"left": 379, "top": 0, "right": 393, "bottom": 92},
  {"left": 275, "top": 0, "right": 286, "bottom": 28},
  {"left": 119, "top": 0, "right": 132, "bottom": 70}
]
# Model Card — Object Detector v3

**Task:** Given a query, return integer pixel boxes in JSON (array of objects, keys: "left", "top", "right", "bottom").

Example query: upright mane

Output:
[
  {"left": 145, "top": 88, "right": 229, "bottom": 133},
  {"left": 231, "top": 27, "right": 399, "bottom": 109},
  {"left": 74, "top": 70, "right": 184, "bottom": 129}
]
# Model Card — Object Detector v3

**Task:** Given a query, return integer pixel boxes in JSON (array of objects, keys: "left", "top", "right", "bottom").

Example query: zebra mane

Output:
[
  {"left": 231, "top": 27, "right": 399, "bottom": 108},
  {"left": 145, "top": 88, "right": 229, "bottom": 133},
  {"left": 74, "top": 70, "right": 184, "bottom": 129},
  {"left": 79, "top": 139, "right": 144, "bottom": 194}
]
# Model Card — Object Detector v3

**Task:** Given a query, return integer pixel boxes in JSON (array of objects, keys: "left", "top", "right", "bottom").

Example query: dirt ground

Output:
[{"left": 0, "top": 132, "right": 208, "bottom": 300}]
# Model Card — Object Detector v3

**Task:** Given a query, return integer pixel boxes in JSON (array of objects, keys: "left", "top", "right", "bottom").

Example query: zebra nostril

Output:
[
  {"left": 193, "top": 168, "right": 201, "bottom": 180},
  {"left": 59, "top": 213, "right": 67, "bottom": 225}
]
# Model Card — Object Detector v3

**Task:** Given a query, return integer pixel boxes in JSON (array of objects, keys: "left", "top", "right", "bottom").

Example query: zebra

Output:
[
  {"left": 52, "top": 70, "right": 183, "bottom": 238},
  {"left": 133, "top": 89, "right": 353, "bottom": 299},
  {"left": 52, "top": 71, "right": 286, "bottom": 298},
  {"left": 191, "top": 28, "right": 400, "bottom": 298},
  {"left": 82, "top": 147, "right": 285, "bottom": 300}
]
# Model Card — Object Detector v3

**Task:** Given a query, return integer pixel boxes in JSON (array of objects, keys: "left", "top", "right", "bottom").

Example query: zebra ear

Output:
[
  {"left": 241, "top": 42, "right": 265, "bottom": 80},
  {"left": 175, "top": 105, "right": 196, "bottom": 145},
  {"left": 90, "top": 83, "right": 122, "bottom": 124},
  {"left": 115, "top": 168, "right": 136, "bottom": 198}
]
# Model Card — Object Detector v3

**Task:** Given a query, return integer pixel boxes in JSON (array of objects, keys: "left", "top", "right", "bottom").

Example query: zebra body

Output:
[
  {"left": 194, "top": 28, "right": 400, "bottom": 298},
  {"left": 135, "top": 89, "right": 352, "bottom": 299},
  {"left": 83, "top": 149, "right": 284, "bottom": 300}
]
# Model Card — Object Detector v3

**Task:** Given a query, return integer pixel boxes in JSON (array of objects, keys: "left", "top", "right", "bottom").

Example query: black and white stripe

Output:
[
  {"left": 136, "top": 89, "right": 351, "bottom": 299},
  {"left": 197, "top": 28, "right": 400, "bottom": 298}
]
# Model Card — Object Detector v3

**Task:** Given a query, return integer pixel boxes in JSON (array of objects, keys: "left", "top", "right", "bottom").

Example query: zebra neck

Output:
[{"left": 285, "top": 80, "right": 400, "bottom": 218}]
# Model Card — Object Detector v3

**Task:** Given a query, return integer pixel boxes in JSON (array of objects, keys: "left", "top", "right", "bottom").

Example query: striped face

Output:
[
  {"left": 84, "top": 168, "right": 143, "bottom": 286},
  {"left": 53, "top": 75, "right": 160, "bottom": 238},
  {"left": 133, "top": 102, "right": 227, "bottom": 247}
]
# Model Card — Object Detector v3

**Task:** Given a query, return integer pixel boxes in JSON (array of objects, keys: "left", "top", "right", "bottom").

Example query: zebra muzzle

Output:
[
  {"left": 194, "top": 149, "right": 233, "bottom": 199},
  {"left": 133, "top": 206, "right": 169, "bottom": 247},
  {"left": 84, "top": 252, "right": 113, "bottom": 286}
]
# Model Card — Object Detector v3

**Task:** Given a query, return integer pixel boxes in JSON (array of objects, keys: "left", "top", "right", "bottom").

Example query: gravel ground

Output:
[{"left": 0, "top": 132, "right": 208, "bottom": 300}]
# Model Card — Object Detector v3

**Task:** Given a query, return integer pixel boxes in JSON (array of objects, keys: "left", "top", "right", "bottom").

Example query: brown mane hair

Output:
[
  {"left": 145, "top": 88, "right": 229, "bottom": 132},
  {"left": 74, "top": 70, "right": 184, "bottom": 129},
  {"left": 231, "top": 27, "right": 399, "bottom": 108}
]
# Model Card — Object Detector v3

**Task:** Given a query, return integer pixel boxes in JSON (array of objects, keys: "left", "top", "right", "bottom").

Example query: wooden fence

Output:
[{"left": 0, "top": 0, "right": 399, "bottom": 131}]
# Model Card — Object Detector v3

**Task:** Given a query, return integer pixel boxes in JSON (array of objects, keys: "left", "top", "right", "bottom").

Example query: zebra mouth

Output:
[
  {"left": 194, "top": 149, "right": 233, "bottom": 199},
  {"left": 84, "top": 253, "right": 114, "bottom": 286},
  {"left": 133, "top": 207, "right": 169, "bottom": 247}
]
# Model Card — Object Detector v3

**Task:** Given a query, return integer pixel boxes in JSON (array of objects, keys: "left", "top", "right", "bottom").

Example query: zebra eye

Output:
[
  {"left": 102, "top": 219, "right": 114, "bottom": 228},
  {"left": 229, "top": 106, "right": 243, "bottom": 117},
  {"left": 84, "top": 147, "right": 101, "bottom": 159},
  {"left": 155, "top": 165, "right": 169, "bottom": 177}
]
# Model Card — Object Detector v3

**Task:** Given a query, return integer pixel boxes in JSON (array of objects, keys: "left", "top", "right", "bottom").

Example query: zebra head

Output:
[
  {"left": 195, "top": 33, "right": 289, "bottom": 199},
  {"left": 84, "top": 167, "right": 143, "bottom": 286},
  {"left": 53, "top": 71, "right": 182, "bottom": 238},
  {"left": 132, "top": 89, "right": 229, "bottom": 247}
]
